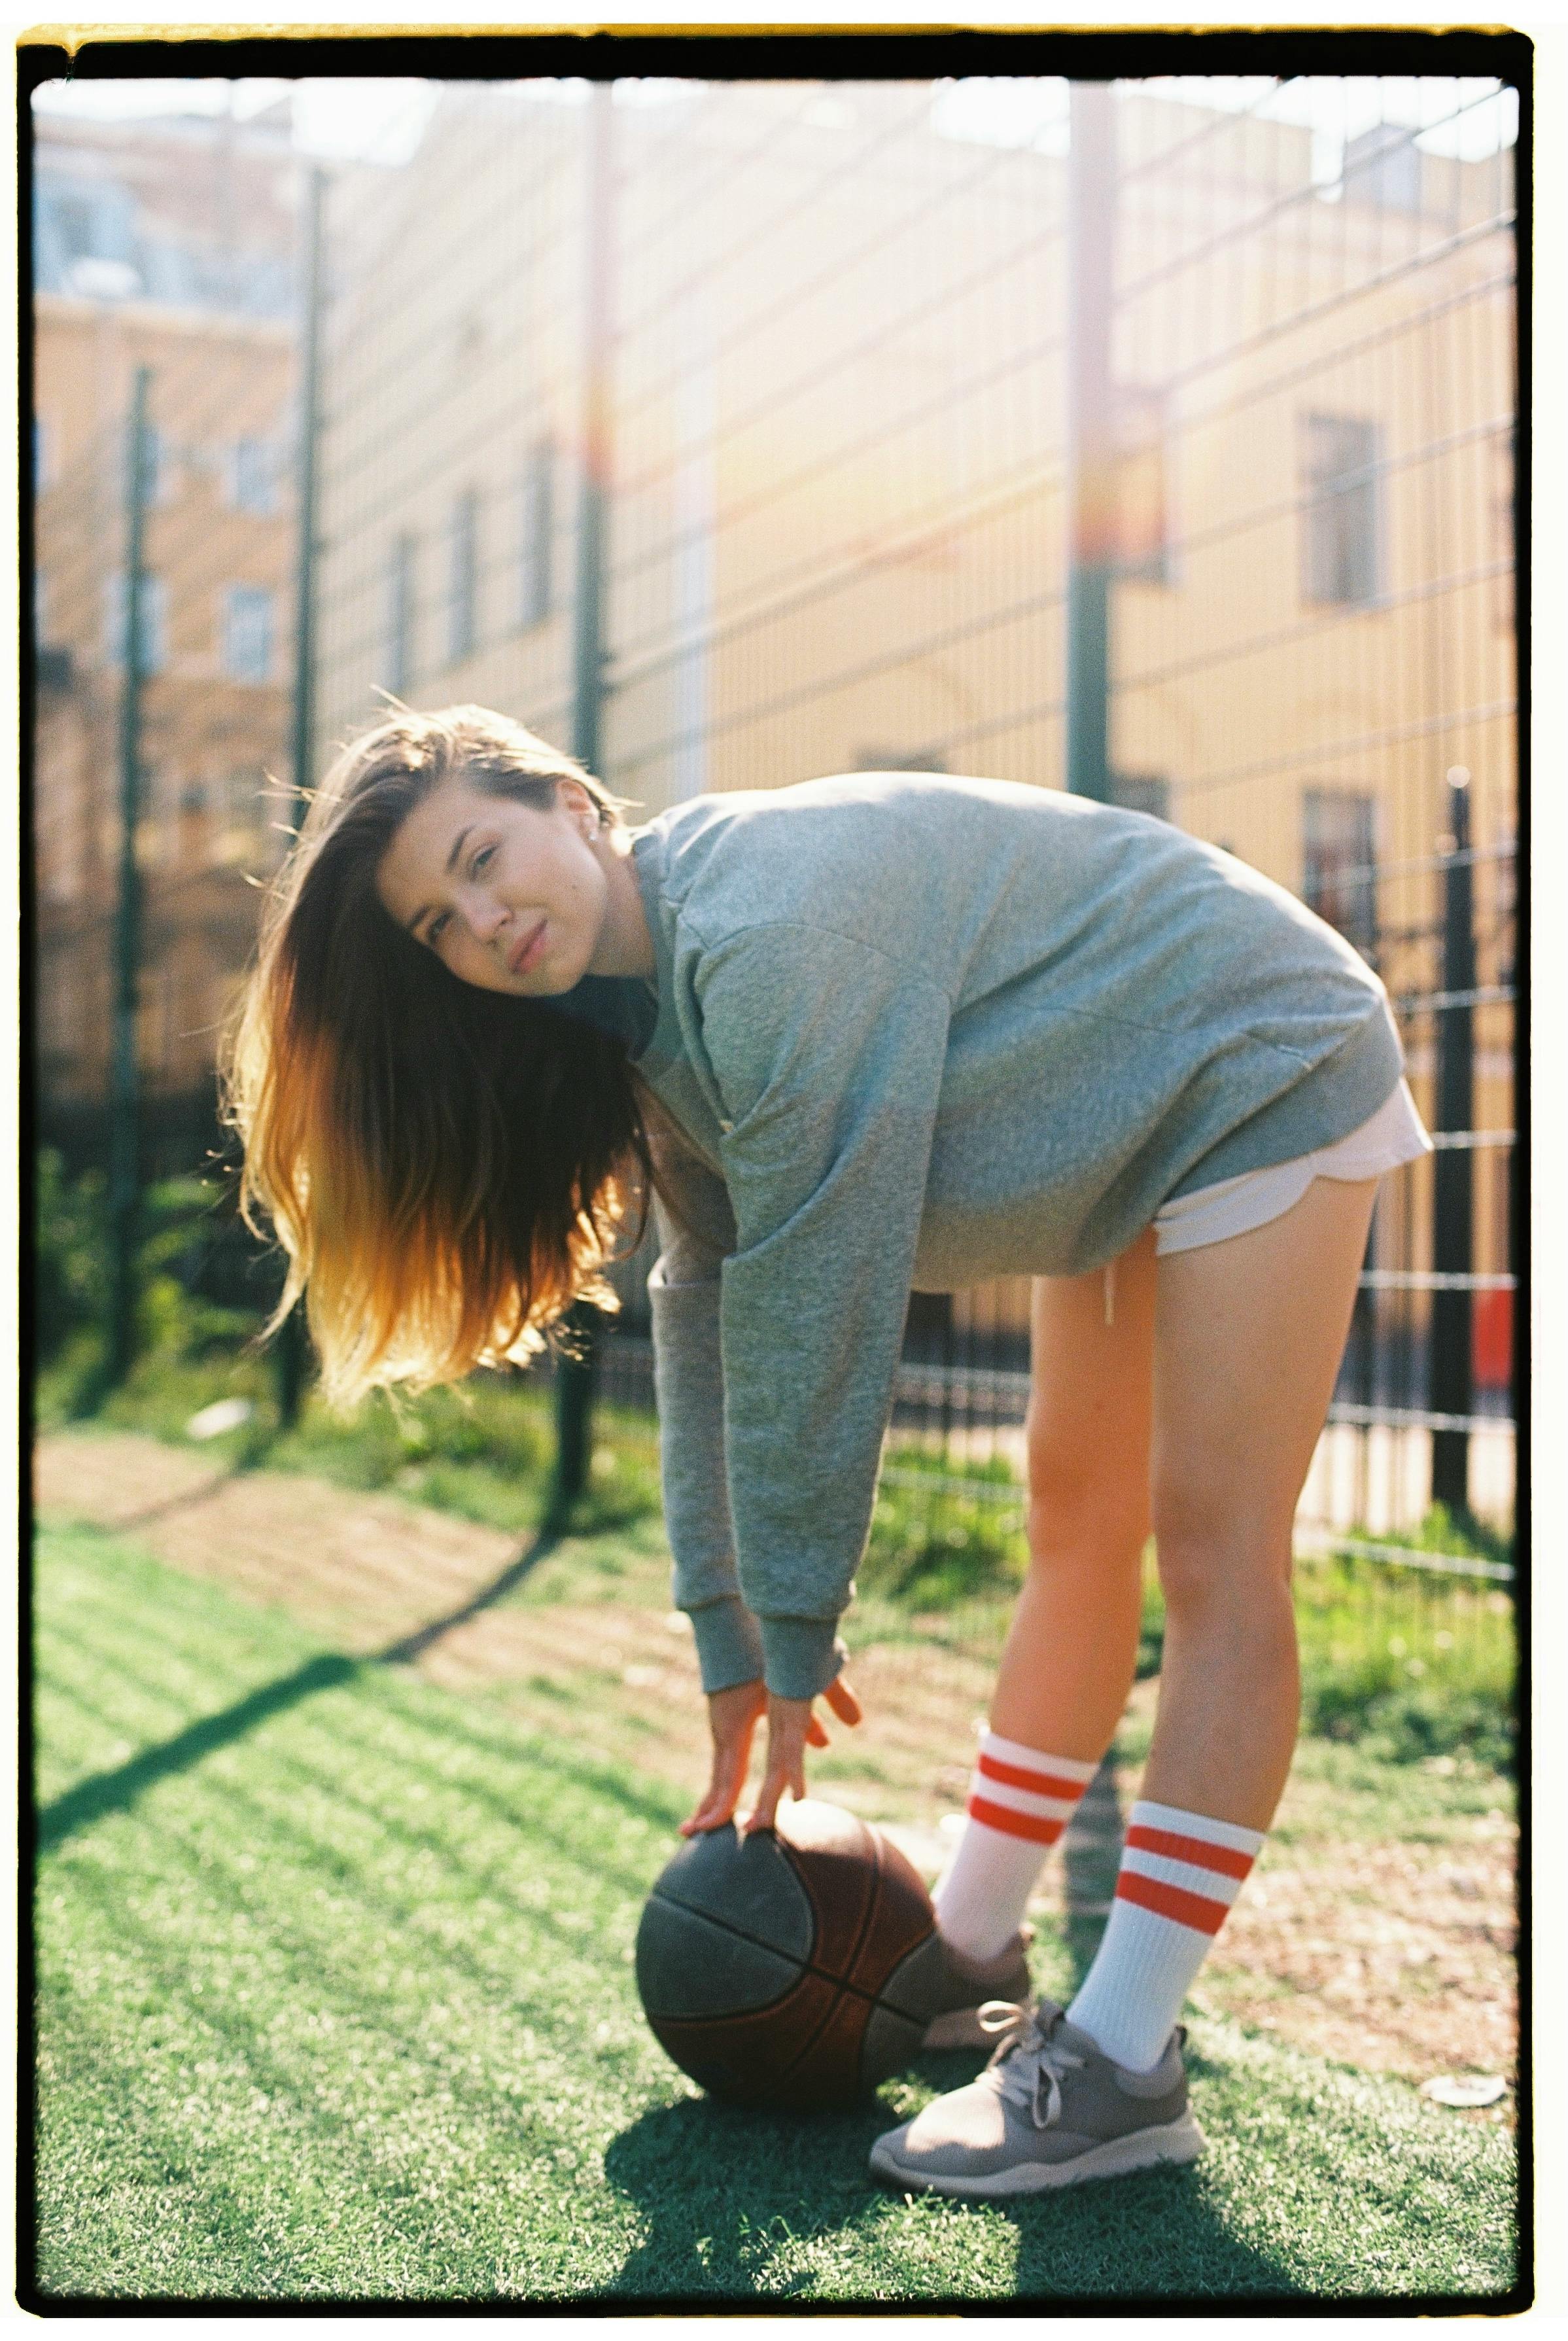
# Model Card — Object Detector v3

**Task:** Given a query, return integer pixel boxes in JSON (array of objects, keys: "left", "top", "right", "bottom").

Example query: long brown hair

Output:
[{"left": 223, "top": 705, "right": 653, "bottom": 1407}]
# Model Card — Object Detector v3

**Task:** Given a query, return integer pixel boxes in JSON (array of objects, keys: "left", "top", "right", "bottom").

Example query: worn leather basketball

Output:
[{"left": 634, "top": 1797, "right": 945, "bottom": 2110}]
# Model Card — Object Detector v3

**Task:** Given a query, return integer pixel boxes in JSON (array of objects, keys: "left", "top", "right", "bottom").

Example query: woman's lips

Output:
[{"left": 509, "top": 918, "right": 548, "bottom": 976}]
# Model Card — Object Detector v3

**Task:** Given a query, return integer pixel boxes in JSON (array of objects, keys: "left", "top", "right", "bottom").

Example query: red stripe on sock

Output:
[
  {"left": 976, "top": 1753, "right": 1089, "bottom": 1803},
  {"left": 967, "top": 1793, "right": 1066, "bottom": 1846},
  {"left": 1115, "top": 1867, "right": 1230, "bottom": 1936},
  {"left": 1124, "top": 1823, "right": 1255, "bottom": 1882}
]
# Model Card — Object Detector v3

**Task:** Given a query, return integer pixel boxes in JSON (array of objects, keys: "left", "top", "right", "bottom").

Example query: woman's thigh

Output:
[
  {"left": 1027, "top": 1225, "right": 1159, "bottom": 1541},
  {"left": 1150, "top": 1174, "right": 1379, "bottom": 1568}
]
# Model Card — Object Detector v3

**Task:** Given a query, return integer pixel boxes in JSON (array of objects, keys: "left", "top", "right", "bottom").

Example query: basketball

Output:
[{"left": 635, "top": 1797, "right": 944, "bottom": 2111}]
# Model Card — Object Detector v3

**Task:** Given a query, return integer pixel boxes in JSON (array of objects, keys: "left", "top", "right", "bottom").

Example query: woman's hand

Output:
[{"left": 680, "top": 1676, "right": 863, "bottom": 1838}]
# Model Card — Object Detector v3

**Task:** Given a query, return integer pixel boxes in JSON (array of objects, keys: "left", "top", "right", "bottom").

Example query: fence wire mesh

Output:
[{"left": 33, "top": 72, "right": 1520, "bottom": 1731}]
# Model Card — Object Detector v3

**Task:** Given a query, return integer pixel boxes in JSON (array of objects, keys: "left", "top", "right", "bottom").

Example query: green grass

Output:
[
  {"left": 40, "top": 1324, "right": 1516, "bottom": 1774},
  {"left": 37, "top": 1339, "right": 663, "bottom": 1545},
  {"left": 31, "top": 1521, "right": 1519, "bottom": 2306}
]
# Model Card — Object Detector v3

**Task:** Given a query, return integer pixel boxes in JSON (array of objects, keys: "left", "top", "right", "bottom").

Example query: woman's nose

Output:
[{"left": 464, "top": 892, "right": 508, "bottom": 943}]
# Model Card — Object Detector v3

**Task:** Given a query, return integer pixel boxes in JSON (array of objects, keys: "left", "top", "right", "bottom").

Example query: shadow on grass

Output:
[
  {"left": 599, "top": 2063, "right": 1305, "bottom": 2304},
  {"left": 35, "top": 1513, "right": 572, "bottom": 1854},
  {"left": 91, "top": 1462, "right": 247, "bottom": 1537}
]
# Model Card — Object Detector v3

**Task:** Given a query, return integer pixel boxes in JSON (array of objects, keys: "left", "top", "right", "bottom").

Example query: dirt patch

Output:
[
  {"left": 1200, "top": 1808, "right": 1517, "bottom": 2088},
  {"left": 35, "top": 1429, "right": 1516, "bottom": 2099}
]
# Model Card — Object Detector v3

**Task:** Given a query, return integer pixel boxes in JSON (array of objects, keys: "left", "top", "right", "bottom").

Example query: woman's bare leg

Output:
[
  {"left": 1143, "top": 1174, "right": 1380, "bottom": 1828},
  {"left": 932, "top": 1229, "right": 1159, "bottom": 1962},
  {"left": 988, "top": 1226, "right": 1160, "bottom": 1761}
]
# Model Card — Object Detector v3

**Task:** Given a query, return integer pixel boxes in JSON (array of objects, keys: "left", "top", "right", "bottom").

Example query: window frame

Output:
[
  {"left": 220, "top": 582, "right": 276, "bottom": 685},
  {"left": 1300, "top": 411, "right": 1386, "bottom": 611}
]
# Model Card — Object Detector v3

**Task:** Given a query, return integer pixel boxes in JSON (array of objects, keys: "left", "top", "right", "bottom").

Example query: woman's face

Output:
[{"left": 376, "top": 773, "right": 612, "bottom": 997}]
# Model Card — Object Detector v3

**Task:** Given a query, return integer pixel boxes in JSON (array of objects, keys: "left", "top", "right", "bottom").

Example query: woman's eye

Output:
[
  {"left": 470, "top": 844, "right": 495, "bottom": 875},
  {"left": 427, "top": 911, "right": 450, "bottom": 947}
]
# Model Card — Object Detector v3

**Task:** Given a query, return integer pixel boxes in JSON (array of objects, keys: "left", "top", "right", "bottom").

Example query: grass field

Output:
[
  {"left": 31, "top": 1514, "right": 1520, "bottom": 2306},
  {"left": 41, "top": 1339, "right": 1517, "bottom": 1776}
]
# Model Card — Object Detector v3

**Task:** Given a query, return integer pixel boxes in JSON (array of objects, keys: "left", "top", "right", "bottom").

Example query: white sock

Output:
[
  {"left": 1066, "top": 1798, "right": 1263, "bottom": 2072},
  {"left": 932, "top": 1731, "right": 1098, "bottom": 1965}
]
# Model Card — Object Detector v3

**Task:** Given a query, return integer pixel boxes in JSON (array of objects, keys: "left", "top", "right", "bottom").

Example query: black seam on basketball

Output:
[
  {"left": 775, "top": 1815, "right": 882, "bottom": 2000},
  {"left": 639, "top": 1897, "right": 808, "bottom": 2022},
  {"left": 770, "top": 1979, "right": 854, "bottom": 2094},
  {"left": 838, "top": 1824, "right": 884, "bottom": 1999},
  {"left": 648, "top": 1882, "right": 933, "bottom": 2014}
]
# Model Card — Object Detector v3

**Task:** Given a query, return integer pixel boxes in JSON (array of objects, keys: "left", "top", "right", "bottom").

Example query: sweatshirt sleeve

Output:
[
  {"left": 639, "top": 1092, "right": 766, "bottom": 1695},
  {"left": 693, "top": 921, "right": 952, "bottom": 1700}
]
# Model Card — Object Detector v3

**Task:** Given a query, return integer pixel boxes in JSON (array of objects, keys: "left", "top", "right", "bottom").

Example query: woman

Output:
[{"left": 229, "top": 703, "right": 1430, "bottom": 2198}]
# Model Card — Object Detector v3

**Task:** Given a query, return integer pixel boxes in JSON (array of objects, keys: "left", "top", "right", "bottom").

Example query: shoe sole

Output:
[{"left": 869, "top": 2113, "right": 1208, "bottom": 2198}]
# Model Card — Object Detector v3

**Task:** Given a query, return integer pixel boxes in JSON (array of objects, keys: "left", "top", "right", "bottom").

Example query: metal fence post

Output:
[
  {"left": 1062, "top": 1751, "right": 1127, "bottom": 1980},
  {"left": 1065, "top": 81, "right": 1116, "bottom": 807},
  {"left": 1431, "top": 766, "right": 1475, "bottom": 1514},
  {"left": 553, "top": 79, "right": 616, "bottom": 1518},
  {"left": 105, "top": 366, "right": 153, "bottom": 1390},
  {"left": 1060, "top": 88, "right": 1127, "bottom": 1902},
  {"left": 273, "top": 162, "right": 329, "bottom": 1432}
]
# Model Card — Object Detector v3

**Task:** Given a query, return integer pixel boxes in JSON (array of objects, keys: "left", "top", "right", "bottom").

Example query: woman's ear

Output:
[{"left": 557, "top": 776, "right": 600, "bottom": 841}]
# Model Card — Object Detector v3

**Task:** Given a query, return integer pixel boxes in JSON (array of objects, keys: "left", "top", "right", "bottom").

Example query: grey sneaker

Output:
[
  {"left": 915, "top": 1927, "right": 1036, "bottom": 2051},
  {"left": 869, "top": 2000, "right": 1206, "bottom": 2197}
]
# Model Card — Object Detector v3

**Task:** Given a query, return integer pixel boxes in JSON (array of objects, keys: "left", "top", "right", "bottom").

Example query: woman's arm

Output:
[
  {"left": 642, "top": 1083, "right": 866, "bottom": 1834},
  {"left": 691, "top": 920, "right": 953, "bottom": 1702},
  {"left": 640, "top": 1092, "right": 765, "bottom": 1693}
]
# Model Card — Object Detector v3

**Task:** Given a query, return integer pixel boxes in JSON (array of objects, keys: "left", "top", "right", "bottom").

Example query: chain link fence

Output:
[{"left": 34, "top": 71, "right": 1521, "bottom": 1743}]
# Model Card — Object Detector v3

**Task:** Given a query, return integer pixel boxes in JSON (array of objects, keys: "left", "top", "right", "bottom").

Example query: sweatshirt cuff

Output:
[
  {"left": 760, "top": 1617, "right": 848, "bottom": 1702},
  {"left": 686, "top": 1595, "right": 766, "bottom": 1695}
]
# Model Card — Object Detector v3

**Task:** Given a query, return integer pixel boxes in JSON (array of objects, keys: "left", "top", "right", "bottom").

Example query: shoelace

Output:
[{"left": 976, "top": 1999, "right": 1087, "bottom": 2132}]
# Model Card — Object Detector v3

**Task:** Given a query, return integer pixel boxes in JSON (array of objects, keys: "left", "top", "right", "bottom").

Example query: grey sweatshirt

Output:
[{"left": 572, "top": 773, "right": 1404, "bottom": 1702}]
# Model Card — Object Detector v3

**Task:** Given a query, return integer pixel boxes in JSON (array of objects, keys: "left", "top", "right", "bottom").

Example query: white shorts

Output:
[{"left": 1153, "top": 1076, "right": 1433, "bottom": 1258}]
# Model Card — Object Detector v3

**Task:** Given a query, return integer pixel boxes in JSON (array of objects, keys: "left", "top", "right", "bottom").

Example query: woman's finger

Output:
[
  {"left": 680, "top": 1700, "right": 761, "bottom": 1836},
  {"left": 824, "top": 1675, "right": 862, "bottom": 1727},
  {"left": 681, "top": 1767, "right": 743, "bottom": 1835},
  {"left": 743, "top": 1699, "right": 814, "bottom": 1835},
  {"left": 743, "top": 1758, "right": 792, "bottom": 1836}
]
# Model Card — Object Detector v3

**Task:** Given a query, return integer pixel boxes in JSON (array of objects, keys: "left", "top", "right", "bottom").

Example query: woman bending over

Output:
[{"left": 228, "top": 703, "right": 1429, "bottom": 2197}]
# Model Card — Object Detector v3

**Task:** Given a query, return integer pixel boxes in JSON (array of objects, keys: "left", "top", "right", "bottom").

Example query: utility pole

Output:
[
  {"left": 273, "top": 163, "right": 328, "bottom": 1431},
  {"left": 1064, "top": 81, "right": 1116, "bottom": 806},
  {"left": 1431, "top": 766, "right": 1475, "bottom": 1516},
  {"left": 554, "top": 80, "right": 615, "bottom": 1519},
  {"left": 105, "top": 367, "right": 153, "bottom": 1390}
]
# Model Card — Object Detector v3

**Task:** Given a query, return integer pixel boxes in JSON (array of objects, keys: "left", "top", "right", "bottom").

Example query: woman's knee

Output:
[
  {"left": 1150, "top": 1470, "right": 1294, "bottom": 1617},
  {"left": 1025, "top": 1427, "right": 1150, "bottom": 1566}
]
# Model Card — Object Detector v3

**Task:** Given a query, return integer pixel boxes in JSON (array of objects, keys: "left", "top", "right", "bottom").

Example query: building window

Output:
[
  {"left": 387, "top": 534, "right": 415, "bottom": 694},
  {"left": 447, "top": 489, "right": 478, "bottom": 665},
  {"left": 1303, "top": 787, "right": 1378, "bottom": 961},
  {"left": 221, "top": 584, "right": 275, "bottom": 683},
  {"left": 103, "top": 571, "right": 168, "bottom": 673},
  {"left": 1111, "top": 773, "right": 1170, "bottom": 822},
  {"left": 1301, "top": 414, "right": 1384, "bottom": 609},
  {"left": 227, "top": 436, "right": 280, "bottom": 516},
  {"left": 1341, "top": 123, "right": 1423, "bottom": 215},
  {"left": 519, "top": 442, "right": 555, "bottom": 631},
  {"left": 1114, "top": 385, "right": 1172, "bottom": 586}
]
